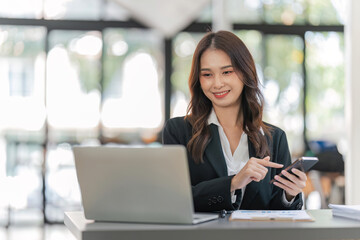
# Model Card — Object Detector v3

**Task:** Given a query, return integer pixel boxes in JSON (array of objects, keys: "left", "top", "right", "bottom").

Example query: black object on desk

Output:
[{"left": 219, "top": 209, "right": 227, "bottom": 218}]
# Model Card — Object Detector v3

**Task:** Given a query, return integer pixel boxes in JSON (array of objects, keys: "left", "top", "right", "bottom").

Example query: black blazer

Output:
[{"left": 162, "top": 117, "right": 303, "bottom": 212}]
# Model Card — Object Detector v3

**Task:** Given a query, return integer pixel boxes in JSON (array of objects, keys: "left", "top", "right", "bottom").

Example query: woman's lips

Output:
[{"left": 213, "top": 90, "right": 230, "bottom": 98}]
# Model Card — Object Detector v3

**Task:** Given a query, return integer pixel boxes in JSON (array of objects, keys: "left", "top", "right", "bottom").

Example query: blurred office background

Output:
[{"left": 0, "top": 0, "right": 349, "bottom": 238}]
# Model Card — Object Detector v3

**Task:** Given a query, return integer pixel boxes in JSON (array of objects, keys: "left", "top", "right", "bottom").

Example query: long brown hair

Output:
[{"left": 186, "top": 31, "right": 272, "bottom": 164}]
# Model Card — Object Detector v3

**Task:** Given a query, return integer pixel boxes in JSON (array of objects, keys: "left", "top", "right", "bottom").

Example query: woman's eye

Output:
[
  {"left": 202, "top": 73, "right": 212, "bottom": 77},
  {"left": 223, "top": 71, "right": 233, "bottom": 75}
]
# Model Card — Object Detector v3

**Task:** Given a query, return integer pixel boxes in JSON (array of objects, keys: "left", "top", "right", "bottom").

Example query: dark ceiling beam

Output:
[
  {"left": 0, "top": 17, "right": 147, "bottom": 30},
  {"left": 181, "top": 22, "right": 344, "bottom": 34}
]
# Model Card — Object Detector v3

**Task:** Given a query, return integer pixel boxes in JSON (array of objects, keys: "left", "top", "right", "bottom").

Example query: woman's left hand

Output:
[{"left": 272, "top": 168, "right": 307, "bottom": 201}]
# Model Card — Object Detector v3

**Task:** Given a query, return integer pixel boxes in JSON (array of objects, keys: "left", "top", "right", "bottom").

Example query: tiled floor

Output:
[{"left": 0, "top": 224, "right": 76, "bottom": 240}]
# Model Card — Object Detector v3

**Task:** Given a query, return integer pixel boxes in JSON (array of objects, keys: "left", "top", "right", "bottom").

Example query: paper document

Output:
[
  {"left": 329, "top": 204, "right": 360, "bottom": 221},
  {"left": 230, "top": 210, "right": 314, "bottom": 221}
]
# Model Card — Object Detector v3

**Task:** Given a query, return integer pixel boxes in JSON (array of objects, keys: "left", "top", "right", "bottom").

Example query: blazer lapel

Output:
[
  {"left": 240, "top": 140, "right": 262, "bottom": 209},
  {"left": 204, "top": 124, "right": 228, "bottom": 177}
]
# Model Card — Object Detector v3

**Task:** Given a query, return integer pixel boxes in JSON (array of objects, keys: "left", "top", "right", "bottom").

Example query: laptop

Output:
[{"left": 72, "top": 145, "right": 219, "bottom": 224}]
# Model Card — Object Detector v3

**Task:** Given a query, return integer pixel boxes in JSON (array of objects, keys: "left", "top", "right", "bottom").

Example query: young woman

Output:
[{"left": 163, "top": 31, "right": 306, "bottom": 212}]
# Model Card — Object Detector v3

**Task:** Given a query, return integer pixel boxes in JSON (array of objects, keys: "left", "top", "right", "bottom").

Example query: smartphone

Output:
[{"left": 270, "top": 156, "right": 319, "bottom": 184}]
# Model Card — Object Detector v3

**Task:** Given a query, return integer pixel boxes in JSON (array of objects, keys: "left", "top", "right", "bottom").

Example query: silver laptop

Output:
[{"left": 72, "top": 145, "right": 219, "bottom": 224}]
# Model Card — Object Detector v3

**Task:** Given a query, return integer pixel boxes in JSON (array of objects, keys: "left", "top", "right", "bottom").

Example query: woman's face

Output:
[{"left": 199, "top": 48, "right": 244, "bottom": 110}]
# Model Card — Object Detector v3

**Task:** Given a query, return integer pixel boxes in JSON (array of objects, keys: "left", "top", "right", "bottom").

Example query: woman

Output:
[{"left": 163, "top": 31, "right": 306, "bottom": 212}]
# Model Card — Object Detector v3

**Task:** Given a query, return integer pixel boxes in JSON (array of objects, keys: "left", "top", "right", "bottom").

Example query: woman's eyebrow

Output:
[
  {"left": 200, "top": 65, "right": 233, "bottom": 71},
  {"left": 221, "top": 65, "right": 233, "bottom": 69}
]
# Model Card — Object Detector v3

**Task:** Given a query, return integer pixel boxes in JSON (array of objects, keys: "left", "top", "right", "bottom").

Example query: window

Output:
[
  {"left": 0, "top": 25, "right": 46, "bottom": 224},
  {"left": 263, "top": 34, "right": 305, "bottom": 155},
  {"left": 102, "top": 29, "right": 164, "bottom": 143},
  {"left": 47, "top": 30, "right": 101, "bottom": 137},
  {"left": 0, "top": 0, "right": 345, "bottom": 223},
  {"left": 171, "top": 32, "right": 203, "bottom": 118},
  {"left": 305, "top": 31, "right": 345, "bottom": 146}
]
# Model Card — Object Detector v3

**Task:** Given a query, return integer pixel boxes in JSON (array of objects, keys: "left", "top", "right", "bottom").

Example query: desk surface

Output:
[{"left": 65, "top": 210, "right": 360, "bottom": 240}]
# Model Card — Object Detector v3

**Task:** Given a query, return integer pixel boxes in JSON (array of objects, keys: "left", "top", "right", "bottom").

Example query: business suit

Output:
[{"left": 162, "top": 116, "right": 303, "bottom": 212}]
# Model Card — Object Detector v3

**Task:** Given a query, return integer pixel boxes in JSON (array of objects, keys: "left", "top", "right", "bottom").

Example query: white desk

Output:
[{"left": 64, "top": 210, "right": 360, "bottom": 240}]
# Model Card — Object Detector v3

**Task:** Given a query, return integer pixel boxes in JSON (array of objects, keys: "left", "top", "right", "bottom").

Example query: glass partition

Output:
[
  {"left": 305, "top": 31, "right": 345, "bottom": 147},
  {"left": 263, "top": 0, "right": 306, "bottom": 25},
  {"left": 44, "top": 0, "right": 102, "bottom": 20},
  {"left": 171, "top": 32, "right": 204, "bottom": 118},
  {"left": 102, "top": 28, "right": 164, "bottom": 143},
  {"left": 228, "top": 0, "right": 262, "bottom": 23},
  {"left": 47, "top": 30, "right": 101, "bottom": 142},
  {"left": 263, "top": 34, "right": 304, "bottom": 156},
  {"left": 45, "top": 30, "right": 102, "bottom": 221},
  {"left": 0, "top": 25, "right": 46, "bottom": 224},
  {"left": 307, "top": 0, "right": 345, "bottom": 25},
  {"left": 0, "top": 0, "right": 43, "bottom": 19}
]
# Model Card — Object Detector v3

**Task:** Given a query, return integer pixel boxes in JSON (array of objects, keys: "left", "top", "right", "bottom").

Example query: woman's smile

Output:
[{"left": 213, "top": 90, "right": 230, "bottom": 98}]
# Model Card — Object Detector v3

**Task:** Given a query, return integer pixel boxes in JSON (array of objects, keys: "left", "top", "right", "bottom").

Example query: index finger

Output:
[{"left": 259, "top": 160, "right": 283, "bottom": 168}]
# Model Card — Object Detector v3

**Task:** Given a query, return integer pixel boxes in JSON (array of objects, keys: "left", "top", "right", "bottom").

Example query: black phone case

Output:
[{"left": 270, "top": 157, "right": 318, "bottom": 184}]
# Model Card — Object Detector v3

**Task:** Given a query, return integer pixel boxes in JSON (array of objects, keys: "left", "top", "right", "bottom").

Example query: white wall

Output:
[{"left": 345, "top": 0, "right": 360, "bottom": 204}]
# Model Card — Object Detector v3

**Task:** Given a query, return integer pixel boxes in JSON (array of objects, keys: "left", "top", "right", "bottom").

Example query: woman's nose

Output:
[{"left": 213, "top": 75, "right": 225, "bottom": 89}]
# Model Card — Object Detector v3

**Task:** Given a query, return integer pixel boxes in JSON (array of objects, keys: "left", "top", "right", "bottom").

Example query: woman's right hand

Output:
[{"left": 230, "top": 156, "right": 283, "bottom": 192}]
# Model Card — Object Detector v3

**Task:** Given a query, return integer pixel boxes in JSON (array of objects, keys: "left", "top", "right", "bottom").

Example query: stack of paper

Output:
[
  {"left": 230, "top": 210, "right": 314, "bottom": 221},
  {"left": 329, "top": 204, "right": 360, "bottom": 221}
]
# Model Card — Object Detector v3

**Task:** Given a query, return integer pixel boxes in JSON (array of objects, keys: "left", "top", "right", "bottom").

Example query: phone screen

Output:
[{"left": 270, "top": 156, "right": 319, "bottom": 184}]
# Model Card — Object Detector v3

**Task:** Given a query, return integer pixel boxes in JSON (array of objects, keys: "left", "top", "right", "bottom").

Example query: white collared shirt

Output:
[
  {"left": 207, "top": 109, "right": 248, "bottom": 204},
  {"left": 207, "top": 109, "right": 295, "bottom": 207}
]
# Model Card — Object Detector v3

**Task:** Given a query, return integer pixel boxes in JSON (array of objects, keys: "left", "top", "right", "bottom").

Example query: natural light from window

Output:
[
  {"left": 101, "top": 52, "right": 162, "bottom": 129},
  {"left": 46, "top": 45, "right": 101, "bottom": 129}
]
